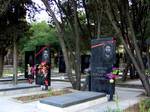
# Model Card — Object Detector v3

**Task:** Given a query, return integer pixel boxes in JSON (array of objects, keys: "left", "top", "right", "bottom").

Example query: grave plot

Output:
[
  {"left": 38, "top": 91, "right": 107, "bottom": 112},
  {"left": 14, "top": 88, "right": 73, "bottom": 103}
]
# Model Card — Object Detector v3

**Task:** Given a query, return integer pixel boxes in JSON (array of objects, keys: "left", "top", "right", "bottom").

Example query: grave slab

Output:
[{"left": 38, "top": 91, "right": 107, "bottom": 112}]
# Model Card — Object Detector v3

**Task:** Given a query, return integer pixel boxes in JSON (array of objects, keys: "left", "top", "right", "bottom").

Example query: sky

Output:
[{"left": 26, "top": 0, "right": 49, "bottom": 23}]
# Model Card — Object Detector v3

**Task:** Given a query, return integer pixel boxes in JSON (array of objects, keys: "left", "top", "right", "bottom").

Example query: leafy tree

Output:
[
  {"left": 19, "top": 21, "right": 59, "bottom": 52},
  {"left": 100, "top": 0, "right": 150, "bottom": 95},
  {"left": 40, "top": 0, "right": 119, "bottom": 90},
  {"left": 0, "top": 0, "right": 11, "bottom": 16},
  {"left": 41, "top": 0, "right": 87, "bottom": 89},
  {"left": 39, "top": 0, "right": 150, "bottom": 95},
  {"left": 0, "top": 0, "right": 32, "bottom": 78}
]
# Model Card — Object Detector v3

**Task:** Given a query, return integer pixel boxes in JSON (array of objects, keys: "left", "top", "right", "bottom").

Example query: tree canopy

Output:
[
  {"left": 1, "top": 0, "right": 150, "bottom": 95},
  {"left": 0, "top": 0, "right": 32, "bottom": 77},
  {"left": 19, "top": 21, "right": 59, "bottom": 52},
  {"left": 40, "top": 0, "right": 150, "bottom": 94}
]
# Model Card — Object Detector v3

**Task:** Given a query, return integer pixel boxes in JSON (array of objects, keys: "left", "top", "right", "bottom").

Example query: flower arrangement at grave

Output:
[{"left": 106, "top": 67, "right": 119, "bottom": 83}]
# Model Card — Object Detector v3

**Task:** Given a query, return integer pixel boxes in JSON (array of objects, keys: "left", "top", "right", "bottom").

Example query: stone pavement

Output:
[
  {"left": 116, "top": 78, "right": 150, "bottom": 89},
  {"left": 83, "top": 87, "right": 144, "bottom": 112},
  {"left": 0, "top": 81, "right": 72, "bottom": 95},
  {"left": 0, "top": 81, "right": 72, "bottom": 112},
  {"left": 0, "top": 81, "right": 144, "bottom": 112},
  {"left": 118, "top": 79, "right": 142, "bottom": 85}
]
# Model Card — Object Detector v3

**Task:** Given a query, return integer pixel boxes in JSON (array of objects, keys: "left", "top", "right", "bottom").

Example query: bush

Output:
[{"left": 139, "top": 98, "right": 150, "bottom": 112}]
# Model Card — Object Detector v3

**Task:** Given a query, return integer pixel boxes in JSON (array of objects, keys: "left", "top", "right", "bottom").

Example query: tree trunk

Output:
[
  {"left": 97, "top": 15, "right": 101, "bottom": 38},
  {"left": 123, "top": 39, "right": 150, "bottom": 96},
  {"left": 82, "top": 0, "right": 92, "bottom": 38},
  {"left": 105, "top": 7, "right": 150, "bottom": 96},
  {"left": 13, "top": 38, "right": 17, "bottom": 85},
  {"left": 96, "top": 2, "right": 103, "bottom": 38},
  {"left": 0, "top": 54, "right": 4, "bottom": 78},
  {"left": 122, "top": 63, "right": 130, "bottom": 81},
  {"left": 146, "top": 46, "right": 150, "bottom": 69},
  {"left": 74, "top": 42, "right": 81, "bottom": 90},
  {"left": 58, "top": 35, "right": 76, "bottom": 88},
  {"left": 41, "top": 0, "right": 76, "bottom": 88},
  {"left": 140, "top": 74, "right": 150, "bottom": 96},
  {"left": 126, "top": 3, "right": 150, "bottom": 95},
  {"left": 73, "top": 0, "right": 81, "bottom": 90}
]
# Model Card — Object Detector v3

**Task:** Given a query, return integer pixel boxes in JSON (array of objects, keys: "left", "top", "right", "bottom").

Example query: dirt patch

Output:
[
  {"left": 14, "top": 89, "right": 73, "bottom": 103},
  {"left": 124, "top": 103, "right": 139, "bottom": 112},
  {"left": 124, "top": 98, "right": 150, "bottom": 112}
]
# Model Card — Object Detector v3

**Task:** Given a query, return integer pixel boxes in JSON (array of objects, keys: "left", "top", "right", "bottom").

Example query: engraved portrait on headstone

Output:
[
  {"left": 90, "top": 37, "right": 116, "bottom": 93},
  {"left": 35, "top": 46, "right": 51, "bottom": 89},
  {"left": 103, "top": 44, "right": 112, "bottom": 59},
  {"left": 42, "top": 49, "right": 50, "bottom": 62}
]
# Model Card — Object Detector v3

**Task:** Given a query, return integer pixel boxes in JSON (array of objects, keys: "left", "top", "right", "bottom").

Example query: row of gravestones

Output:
[
  {"left": 25, "top": 45, "right": 91, "bottom": 87},
  {"left": 37, "top": 37, "right": 116, "bottom": 111},
  {"left": 25, "top": 37, "right": 116, "bottom": 93},
  {"left": 25, "top": 46, "right": 51, "bottom": 87},
  {"left": 59, "top": 55, "right": 91, "bottom": 73}
]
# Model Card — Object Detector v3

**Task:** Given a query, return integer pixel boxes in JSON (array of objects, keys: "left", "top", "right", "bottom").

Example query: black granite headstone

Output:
[
  {"left": 81, "top": 55, "right": 90, "bottom": 73},
  {"left": 25, "top": 51, "right": 35, "bottom": 78},
  {"left": 91, "top": 37, "right": 116, "bottom": 93},
  {"left": 58, "top": 51, "right": 66, "bottom": 73},
  {"left": 35, "top": 46, "right": 51, "bottom": 86}
]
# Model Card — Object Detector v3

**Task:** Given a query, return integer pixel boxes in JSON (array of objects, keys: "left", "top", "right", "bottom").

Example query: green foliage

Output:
[
  {"left": 0, "top": 0, "right": 31, "bottom": 55},
  {"left": 139, "top": 99, "right": 150, "bottom": 112},
  {"left": 105, "top": 98, "right": 150, "bottom": 112},
  {"left": 145, "top": 69, "right": 150, "bottom": 76},
  {"left": 17, "top": 66, "right": 25, "bottom": 73},
  {"left": 48, "top": 88, "right": 53, "bottom": 96},
  {"left": 19, "top": 21, "right": 59, "bottom": 52},
  {"left": 115, "top": 94, "right": 122, "bottom": 112},
  {"left": 143, "top": 99, "right": 150, "bottom": 109},
  {"left": 139, "top": 102, "right": 146, "bottom": 112}
]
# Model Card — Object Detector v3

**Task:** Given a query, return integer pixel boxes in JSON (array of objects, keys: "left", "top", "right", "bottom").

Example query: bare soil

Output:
[
  {"left": 14, "top": 89, "right": 72, "bottom": 103},
  {"left": 124, "top": 103, "right": 139, "bottom": 112}
]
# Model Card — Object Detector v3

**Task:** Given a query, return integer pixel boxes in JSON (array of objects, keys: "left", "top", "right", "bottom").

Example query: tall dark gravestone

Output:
[
  {"left": 58, "top": 51, "right": 66, "bottom": 73},
  {"left": 81, "top": 55, "right": 90, "bottom": 73},
  {"left": 91, "top": 37, "right": 116, "bottom": 93},
  {"left": 35, "top": 46, "right": 51, "bottom": 86},
  {"left": 25, "top": 51, "right": 35, "bottom": 78}
]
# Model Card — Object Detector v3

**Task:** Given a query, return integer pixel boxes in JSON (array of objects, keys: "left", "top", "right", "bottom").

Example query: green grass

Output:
[
  {"left": 2, "top": 67, "right": 24, "bottom": 77},
  {"left": 3, "top": 70, "right": 13, "bottom": 74},
  {"left": 139, "top": 98, "right": 150, "bottom": 112}
]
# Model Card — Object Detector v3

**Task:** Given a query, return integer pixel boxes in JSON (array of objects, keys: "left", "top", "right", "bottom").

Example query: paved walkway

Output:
[
  {"left": 118, "top": 79, "right": 142, "bottom": 85},
  {"left": 84, "top": 87, "right": 144, "bottom": 112},
  {"left": 0, "top": 81, "right": 144, "bottom": 112},
  {"left": 0, "top": 81, "right": 72, "bottom": 112}
]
